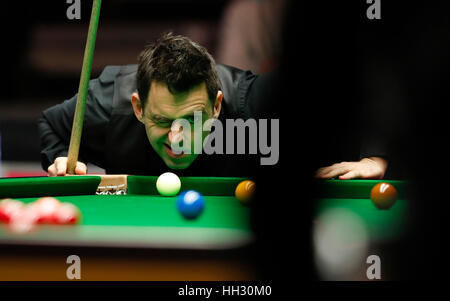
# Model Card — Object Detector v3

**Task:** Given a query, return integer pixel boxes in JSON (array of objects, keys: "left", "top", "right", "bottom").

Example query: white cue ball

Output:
[{"left": 156, "top": 172, "right": 181, "bottom": 196}]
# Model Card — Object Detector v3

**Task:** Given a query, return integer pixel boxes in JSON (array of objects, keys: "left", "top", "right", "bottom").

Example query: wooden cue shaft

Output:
[{"left": 67, "top": 0, "right": 102, "bottom": 175}]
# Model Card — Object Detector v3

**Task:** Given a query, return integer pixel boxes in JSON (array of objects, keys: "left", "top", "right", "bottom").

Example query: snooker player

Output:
[{"left": 38, "top": 33, "right": 388, "bottom": 178}]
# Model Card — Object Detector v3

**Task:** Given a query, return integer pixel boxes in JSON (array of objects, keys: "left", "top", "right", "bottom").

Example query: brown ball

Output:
[{"left": 370, "top": 182, "right": 398, "bottom": 209}]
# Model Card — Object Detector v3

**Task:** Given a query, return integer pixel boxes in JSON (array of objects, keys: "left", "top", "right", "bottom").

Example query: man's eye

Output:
[{"left": 155, "top": 119, "right": 172, "bottom": 127}]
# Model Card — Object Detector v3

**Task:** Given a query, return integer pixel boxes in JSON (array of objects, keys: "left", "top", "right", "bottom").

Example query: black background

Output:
[{"left": 1, "top": 0, "right": 450, "bottom": 285}]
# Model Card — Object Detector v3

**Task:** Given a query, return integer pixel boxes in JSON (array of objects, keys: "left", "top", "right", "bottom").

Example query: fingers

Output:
[
  {"left": 47, "top": 157, "right": 87, "bottom": 177},
  {"left": 315, "top": 166, "right": 336, "bottom": 178},
  {"left": 315, "top": 162, "right": 352, "bottom": 179},
  {"left": 47, "top": 164, "right": 57, "bottom": 177},
  {"left": 54, "top": 157, "right": 68, "bottom": 176},
  {"left": 358, "top": 171, "right": 383, "bottom": 180},
  {"left": 75, "top": 162, "right": 88, "bottom": 175},
  {"left": 339, "top": 170, "right": 359, "bottom": 180},
  {"left": 315, "top": 158, "right": 387, "bottom": 180}
]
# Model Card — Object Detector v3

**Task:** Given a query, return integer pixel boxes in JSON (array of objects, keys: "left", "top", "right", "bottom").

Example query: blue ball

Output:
[{"left": 176, "top": 190, "right": 205, "bottom": 219}]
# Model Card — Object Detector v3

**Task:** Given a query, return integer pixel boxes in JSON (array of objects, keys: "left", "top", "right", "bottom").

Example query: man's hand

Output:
[
  {"left": 315, "top": 157, "right": 388, "bottom": 180},
  {"left": 47, "top": 157, "right": 87, "bottom": 177}
]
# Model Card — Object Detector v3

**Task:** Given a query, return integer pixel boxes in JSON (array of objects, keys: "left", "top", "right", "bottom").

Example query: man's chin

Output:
[{"left": 162, "top": 155, "right": 196, "bottom": 170}]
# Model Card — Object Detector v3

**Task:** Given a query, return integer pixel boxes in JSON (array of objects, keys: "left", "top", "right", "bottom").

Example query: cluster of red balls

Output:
[{"left": 0, "top": 197, "right": 81, "bottom": 234}]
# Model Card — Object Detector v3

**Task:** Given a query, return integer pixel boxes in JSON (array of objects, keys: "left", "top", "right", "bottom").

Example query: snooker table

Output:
[
  {"left": 0, "top": 175, "right": 255, "bottom": 281},
  {"left": 314, "top": 179, "right": 410, "bottom": 280}
]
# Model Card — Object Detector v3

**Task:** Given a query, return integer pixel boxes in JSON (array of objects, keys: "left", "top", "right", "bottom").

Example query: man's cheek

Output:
[{"left": 147, "top": 126, "right": 166, "bottom": 141}]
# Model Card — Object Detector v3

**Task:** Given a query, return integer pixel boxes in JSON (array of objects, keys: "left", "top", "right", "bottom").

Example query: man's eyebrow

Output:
[
  {"left": 181, "top": 113, "right": 195, "bottom": 119},
  {"left": 149, "top": 108, "right": 207, "bottom": 121},
  {"left": 150, "top": 114, "right": 171, "bottom": 122},
  {"left": 180, "top": 109, "right": 207, "bottom": 119}
]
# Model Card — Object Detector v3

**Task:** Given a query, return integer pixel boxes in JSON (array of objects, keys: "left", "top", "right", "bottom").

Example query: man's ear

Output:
[
  {"left": 131, "top": 92, "right": 144, "bottom": 123},
  {"left": 213, "top": 90, "right": 223, "bottom": 119}
]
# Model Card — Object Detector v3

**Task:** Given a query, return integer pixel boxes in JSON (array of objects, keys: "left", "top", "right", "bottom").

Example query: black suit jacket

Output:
[{"left": 38, "top": 64, "right": 278, "bottom": 176}]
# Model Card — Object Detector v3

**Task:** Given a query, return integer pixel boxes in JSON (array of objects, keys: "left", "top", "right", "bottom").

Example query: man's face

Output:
[{"left": 139, "top": 81, "right": 218, "bottom": 170}]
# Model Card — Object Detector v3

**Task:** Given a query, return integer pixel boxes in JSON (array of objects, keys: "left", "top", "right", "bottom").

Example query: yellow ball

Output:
[{"left": 235, "top": 180, "right": 256, "bottom": 205}]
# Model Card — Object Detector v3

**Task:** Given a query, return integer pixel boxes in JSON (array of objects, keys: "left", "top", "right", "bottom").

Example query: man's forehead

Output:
[{"left": 146, "top": 81, "right": 211, "bottom": 117}]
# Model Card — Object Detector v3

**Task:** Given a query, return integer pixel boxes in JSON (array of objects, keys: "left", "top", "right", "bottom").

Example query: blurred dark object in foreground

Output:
[{"left": 251, "top": 0, "right": 450, "bottom": 282}]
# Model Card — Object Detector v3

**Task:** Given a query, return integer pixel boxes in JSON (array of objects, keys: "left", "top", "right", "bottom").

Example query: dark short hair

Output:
[{"left": 136, "top": 33, "right": 220, "bottom": 107}]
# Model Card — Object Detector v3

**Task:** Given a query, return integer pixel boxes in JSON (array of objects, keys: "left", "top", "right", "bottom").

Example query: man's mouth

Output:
[{"left": 164, "top": 143, "right": 187, "bottom": 159}]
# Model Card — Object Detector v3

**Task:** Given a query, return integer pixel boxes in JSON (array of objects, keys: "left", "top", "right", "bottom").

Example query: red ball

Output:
[
  {"left": 7, "top": 205, "right": 39, "bottom": 234},
  {"left": 32, "top": 197, "right": 61, "bottom": 224},
  {"left": 51, "top": 203, "right": 81, "bottom": 225},
  {"left": 0, "top": 199, "right": 24, "bottom": 223}
]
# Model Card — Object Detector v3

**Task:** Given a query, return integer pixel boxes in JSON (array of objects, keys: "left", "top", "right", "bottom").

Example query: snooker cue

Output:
[{"left": 67, "top": 0, "right": 102, "bottom": 175}]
